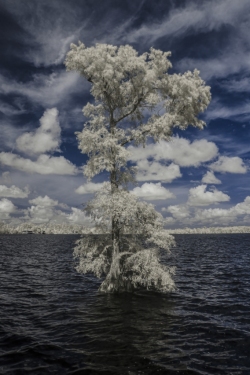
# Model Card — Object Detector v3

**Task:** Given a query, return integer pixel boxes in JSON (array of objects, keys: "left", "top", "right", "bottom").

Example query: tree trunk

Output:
[
  {"left": 108, "top": 168, "right": 122, "bottom": 291},
  {"left": 99, "top": 168, "right": 133, "bottom": 292},
  {"left": 99, "top": 119, "right": 133, "bottom": 292}
]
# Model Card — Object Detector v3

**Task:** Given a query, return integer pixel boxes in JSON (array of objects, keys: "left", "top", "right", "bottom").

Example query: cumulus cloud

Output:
[
  {"left": 192, "top": 197, "right": 250, "bottom": 225},
  {"left": 201, "top": 171, "right": 221, "bottom": 184},
  {"left": 0, "top": 153, "right": 78, "bottom": 175},
  {"left": 209, "top": 156, "right": 247, "bottom": 174},
  {"left": 23, "top": 193, "right": 93, "bottom": 225},
  {"left": 24, "top": 194, "right": 69, "bottom": 224},
  {"left": 132, "top": 182, "right": 175, "bottom": 200},
  {"left": 0, "top": 198, "right": 16, "bottom": 220},
  {"left": 128, "top": 138, "right": 218, "bottom": 167},
  {"left": 128, "top": 137, "right": 218, "bottom": 183},
  {"left": 136, "top": 161, "right": 181, "bottom": 182},
  {"left": 29, "top": 195, "right": 59, "bottom": 207},
  {"left": 16, "top": 108, "right": 61, "bottom": 155},
  {"left": 75, "top": 182, "right": 104, "bottom": 194},
  {"left": 164, "top": 195, "right": 250, "bottom": 227},
  {"left": 167, "top": 204, "right": 190, "bottom": 220},
  {"left": 188, "top": 184, "right": 230, "bottom": 206},
  {"left": 233, "top": 196, "right": 250, "bottom": 215},
  {"left": 26, "top": 205, "right": 59, "bottom": 224},
  {"left": 0, "top": 185, "right": 30, "bottom": 198},
  {"left": 67, "top": 207, "right": 93, "bottom": 225},
  {"left": 192, "top": 207, "right": 233, "bottom": 225}
]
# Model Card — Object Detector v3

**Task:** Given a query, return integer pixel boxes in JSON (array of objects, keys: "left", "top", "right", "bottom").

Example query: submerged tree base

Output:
[{"left": 73, "top": 235, "right": 176, "bottom": 294}]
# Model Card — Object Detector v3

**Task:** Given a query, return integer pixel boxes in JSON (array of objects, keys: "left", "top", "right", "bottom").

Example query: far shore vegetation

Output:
[{"left": 1, "top": 222, "right": 250, "bottom": 234}]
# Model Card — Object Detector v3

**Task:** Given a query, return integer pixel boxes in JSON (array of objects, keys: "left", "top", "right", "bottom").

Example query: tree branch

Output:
[
  {"left": 120, "top": 128, "right": 150, "bottom": 147},
  {"left": 115, "top": 94, "right": 144, "bottom": 124}
]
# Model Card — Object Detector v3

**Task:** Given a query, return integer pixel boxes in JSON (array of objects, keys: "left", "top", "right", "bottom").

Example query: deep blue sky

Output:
[{"left": 0, "top": 0, "right": 250, "bottom": 228}]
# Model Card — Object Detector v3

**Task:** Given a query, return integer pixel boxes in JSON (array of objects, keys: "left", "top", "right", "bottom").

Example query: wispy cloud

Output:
[
  {"left": 125, "top": 0, "right": 250, "bottom": 45},
  {"left": 1, "top": 0, "right": 85, "bottom": 67},
  {"left": 0, "top": 71, "right": 85, "bottom": 108}
]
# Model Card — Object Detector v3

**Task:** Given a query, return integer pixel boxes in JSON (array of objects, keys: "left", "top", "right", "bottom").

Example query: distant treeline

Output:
[
  {"left": 1, "top": 222, "right": 250, "bottom": 235},
  {"left": 168, "top": 226, "right": 250, "bottom": 234},
  {"left": 0, "top": 222, "right": 92, "bottom": 234}
]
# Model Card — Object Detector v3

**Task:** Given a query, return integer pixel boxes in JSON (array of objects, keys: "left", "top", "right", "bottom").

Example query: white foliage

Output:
[
  {"left": 65, "top": 42, "right": 211, "bottom": 180},
  {"left": 65, "top": 42, "right": 211, "bottom": 293},
  {"left": 73, "top": 183, "right": 176, "bottom": 292}
]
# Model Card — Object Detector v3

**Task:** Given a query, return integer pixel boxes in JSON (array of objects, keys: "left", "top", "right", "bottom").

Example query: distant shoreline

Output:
[
  {"left": 167, "top": 226, "right": 250, "bottom": 234},
  {"left": 1, "top": 225, "right": 250, "bottom": 235}
]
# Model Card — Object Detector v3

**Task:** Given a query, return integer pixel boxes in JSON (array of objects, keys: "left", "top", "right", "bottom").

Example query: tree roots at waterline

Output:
[{"left": 73, "top": 235, "right": 176, "bottom": 293}]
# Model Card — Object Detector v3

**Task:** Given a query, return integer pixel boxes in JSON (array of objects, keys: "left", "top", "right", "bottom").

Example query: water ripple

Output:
[{"left": 0, "top": 234, "right": 250, "bottom": 374}]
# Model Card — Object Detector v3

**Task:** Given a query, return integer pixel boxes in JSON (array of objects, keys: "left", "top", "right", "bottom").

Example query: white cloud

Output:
[
  {"left": 1, "top": 172, "right": 11, "bottom": 184},
  {"left": 233, "top": 196, "right": 250, "bottom": 215},
  {"left": 0, "top": 71, "right": 84, "bottom": 108},
  {"left": 188, "top": 184, "right": 230, "bottom": 206},
  {"left": 67, "top": 207, "right": 93, "bottom": 225},
  {"left": 16, "top": 108, "right": 61, "bottom": 155},
  {"left": 0, "top": 101, "right": 26, "bottom": 116},
  {"left": 1, "top": 0, "right": 84, "bottom": 67},
  {"left": 209, "top": 156, "right": 247, "bottom": 174},
  {"left": 192, "top": 197, "right": 250, "bottom": 225},
  {"left": 29, "top": 195, "right": 59, "bottom": 207},
  {"left": 132, "top": 182, "right": 175, "bottom": 200},
  {"left": 193, "top": 207, "right": 233, "bottom": 225},
  {"left": 26, "top": 205, "right": 59, "bottom": 224},
  {"left": 0, "top": 185, "right": 29, "bottom": 198},
  {"left": 0, "top": 153, "right": 78, "bottom": 175},
  {"left": 75, "top": 182, "right": 104, "bottom": 194},
  {"left": 128, "top": 138, "right": 218, "bottom": 167},
  {"left": 163, "top": 194, "right": 250, "bottom": 227},
  {"left": 0, "top": 122, "right": 27, "bottom": 151},
  {"left": 177, "top": 52, "right": 250, "bottom": 81},
  {"left": 0, "top": 198, "right": 16, "bottom": 220},
  {"left": 22, "top": 191, "right": 92, "bottom": 225},
  {"left": 219, "top": 76, "right": 250, "bottom": 93},
  {"left": 136, "top": 161, "right": 181, "bottom": 182},
  {"left": 127, "top": 0, "right": 249, "bottom": 43},
  {"left": 167, "top": 204, "right": 190, "bottom": 220},
  {"left": 22, "top": 194, "right": 72, "bottom": 224},
  {"left": 201, "top": 171, "right": 221, "bottom": 184},
  {"left": 164, "top": 216, "right": 176, "bottom": 225},
  {"left": 205, "top": 98, "right": 250, "bottom": 122}
]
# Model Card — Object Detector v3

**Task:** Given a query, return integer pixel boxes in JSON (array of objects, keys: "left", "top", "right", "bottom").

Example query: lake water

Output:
[{"left": 0, "top": 234, "right": 250, "bottom": 374}]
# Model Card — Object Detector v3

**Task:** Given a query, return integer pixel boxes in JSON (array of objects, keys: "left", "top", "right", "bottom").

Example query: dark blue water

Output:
[{"left": 0, "top": 234, "right": 250, "bottom": 374}]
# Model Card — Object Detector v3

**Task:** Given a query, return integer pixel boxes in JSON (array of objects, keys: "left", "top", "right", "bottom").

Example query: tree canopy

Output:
[{"left": 65, "top": 42, "right": 211, "bottom": 293}]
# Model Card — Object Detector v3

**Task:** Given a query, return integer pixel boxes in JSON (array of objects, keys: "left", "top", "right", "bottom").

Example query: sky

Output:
[{"left": 0, "top": 0, "right": 250, "bottom": 229}]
